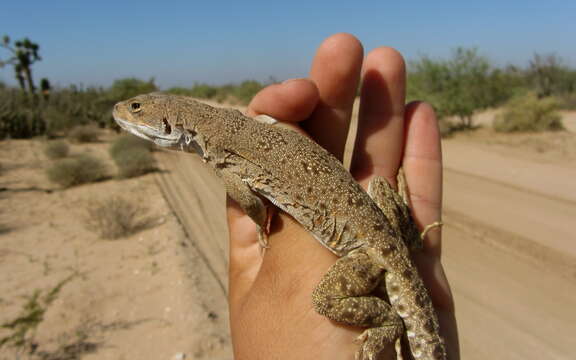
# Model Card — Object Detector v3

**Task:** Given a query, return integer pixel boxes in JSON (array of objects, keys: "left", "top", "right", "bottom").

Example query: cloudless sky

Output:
[{"left": 1, "top": 1, "right": 574, "bottom": 88}]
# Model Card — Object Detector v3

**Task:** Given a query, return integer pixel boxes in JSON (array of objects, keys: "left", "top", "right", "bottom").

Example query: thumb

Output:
[{"left": 227, "top": 196, "right": 263, "bottom": 309}]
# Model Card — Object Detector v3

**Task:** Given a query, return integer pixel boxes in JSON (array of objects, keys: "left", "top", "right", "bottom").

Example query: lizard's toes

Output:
[{"left": 354, "top": 328, "right": 401, "bottom": 360}]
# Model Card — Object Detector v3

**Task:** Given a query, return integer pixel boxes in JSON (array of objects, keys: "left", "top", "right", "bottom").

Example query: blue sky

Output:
[{"left": 1, "top": 1, "right": 574, "bottom": 88}]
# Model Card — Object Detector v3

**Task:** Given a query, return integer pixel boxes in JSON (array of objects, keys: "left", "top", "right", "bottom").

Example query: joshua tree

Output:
[{"left": 0, "top": 35, "right": 42, "bottom": 94}]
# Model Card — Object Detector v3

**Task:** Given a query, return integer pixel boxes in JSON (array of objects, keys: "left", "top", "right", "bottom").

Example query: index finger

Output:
[{"left": 304, "top": 33, "right": 363, "bottom": 161}]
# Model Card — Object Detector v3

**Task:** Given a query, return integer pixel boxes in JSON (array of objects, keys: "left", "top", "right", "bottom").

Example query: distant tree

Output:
[
  {"left": 0, "top": 35, "right": 42, "bottom": 94},
  {"left": 528, "top": 53, "right": 576, "bottom": 98},
  {"left": 408, "top": 48, "right": 511, "bottom": 128},
  {"left": 106, "top": 77, "right": 158, "bottom": 102}
]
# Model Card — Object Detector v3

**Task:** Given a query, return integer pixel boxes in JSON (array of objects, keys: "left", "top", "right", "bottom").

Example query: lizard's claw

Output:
[
  {"left": 257, "top": 205, "right": 276, "bottom": 254},
  {"left": 256, "top": 225, "right": 270, "bottom": 253}
]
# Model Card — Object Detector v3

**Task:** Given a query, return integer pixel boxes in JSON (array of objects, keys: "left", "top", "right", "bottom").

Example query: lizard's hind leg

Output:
[
  {"left": 312, "top": 247, "right": 404, "bottom": 360},
  {"left": 367, "top": 175, "right": 422, "bottom": 250}
]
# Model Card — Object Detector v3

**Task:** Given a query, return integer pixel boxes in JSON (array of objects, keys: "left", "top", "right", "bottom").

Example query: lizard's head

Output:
[{"left": 113, "top": 93, "right": 185, "bottom": 149}]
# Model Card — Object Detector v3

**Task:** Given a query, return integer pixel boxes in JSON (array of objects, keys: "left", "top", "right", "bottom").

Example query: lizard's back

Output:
[{"left": 223, "top": 111, "right": 393, "bottom": 256}]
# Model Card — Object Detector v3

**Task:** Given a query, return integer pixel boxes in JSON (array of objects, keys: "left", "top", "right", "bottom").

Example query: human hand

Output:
[{"left": 227, "top": 33, "right": 459, "bottom": 360}]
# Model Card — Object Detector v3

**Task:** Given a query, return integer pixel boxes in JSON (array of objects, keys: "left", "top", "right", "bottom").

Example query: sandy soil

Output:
[
  {"left": 1, "top": 106, "right": 575, "bottom": 360},
  {"left": 0, "top": 137, "right": 231, "bottom": 360}
]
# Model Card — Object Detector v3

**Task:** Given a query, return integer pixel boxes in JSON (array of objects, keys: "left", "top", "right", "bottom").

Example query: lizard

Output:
[{"left": 112, "top": 93, "right": 446, "bottom": 360}]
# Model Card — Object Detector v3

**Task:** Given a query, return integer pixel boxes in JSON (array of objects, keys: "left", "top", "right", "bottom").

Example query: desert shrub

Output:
[
  {"left": 43, "top": 140, "right": 70, "bottom": 159},
  {"left": 111, "top": 147, "right": 156, "bottom": 178},
  {"left": 106, "top": 78, "right": 157, "bottom": 102},
  {"left": 83, "top": 196, "right": 148, "bottom": 239},
  {"left": 46, "top": 154, "right": 107, "bottom": 188},
  {"left": 109, "top": 134, "right": 154, "bottom": 158},
  {"left": 493, "top": 94, "right": 564, "bottom": 133},
  {"left": 165, "top": 80, "right": 264, "bottom": 104},
  {"left": 68, "top": 125, "right": 100, "bottom": 143}
]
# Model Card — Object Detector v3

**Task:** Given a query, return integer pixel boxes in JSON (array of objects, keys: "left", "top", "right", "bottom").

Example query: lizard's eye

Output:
[
  {"left": 130, "top": 102, "right": 141, "bottom": 112},
  {"left": 162, "top": 118, "right": 171, "bottom": 135}
]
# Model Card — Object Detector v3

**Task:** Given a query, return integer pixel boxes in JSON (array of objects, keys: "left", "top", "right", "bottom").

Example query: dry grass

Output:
[
  {"left": 68, "top": 125, "right": 100, "bottom": 143},
  {"left": 83, "top": 196, "right": 150, "bottom": 239},
  {"left": 109, "top": 134, "right": 154, "bottom": 158},
  {"left": 46, "top": 154, "right": 107, "bottom": 188}
]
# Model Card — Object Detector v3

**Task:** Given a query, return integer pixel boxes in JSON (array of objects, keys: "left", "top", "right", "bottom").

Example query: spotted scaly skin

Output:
[{"left": 113, "top": 93, "right": 446, "bottom": 360}]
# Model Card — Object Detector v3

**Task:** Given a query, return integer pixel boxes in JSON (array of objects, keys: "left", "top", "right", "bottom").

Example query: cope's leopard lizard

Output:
[{"left": 113, "top": 93, "right": 446, "bottom": 360}]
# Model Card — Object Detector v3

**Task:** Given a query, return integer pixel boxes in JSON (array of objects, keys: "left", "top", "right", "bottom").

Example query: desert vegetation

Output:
[
  {"left": 407, "top": 49, "right": 576, "bottom": 135},
  {"left": 3, "top": 35, "right": 575, "bottom": 140},
  {"left": 0, "top": 276, "right": 74, "bottom": 350},
  {"left": 45, "top": 154, "right": 107, "bottom": 188},
  {"left": 83, "top": 195, "right": 150, "bottom": 239},
  {"left": 109, "top": 134, "right": 157, "bottom": 178},
  {"left": 493, "top": 94, "right": 564, "bottom": 133},
  {"left": 43, "top": 140, "right": 69, "bottom": 159}
]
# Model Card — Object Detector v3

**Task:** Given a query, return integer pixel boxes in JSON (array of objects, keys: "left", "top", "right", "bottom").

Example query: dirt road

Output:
[{"left": 442, "top": 140, "right": 576, "bottom": 360}]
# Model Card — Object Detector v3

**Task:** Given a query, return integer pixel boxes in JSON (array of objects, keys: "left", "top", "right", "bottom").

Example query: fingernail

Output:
[{"left": 282, "top": 78, "right": 304, "bottom": 84}]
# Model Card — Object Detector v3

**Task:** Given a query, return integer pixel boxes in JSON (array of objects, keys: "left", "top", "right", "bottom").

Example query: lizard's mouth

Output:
[
  {"left": 113, "top": 116, "right": 205, "bottom": 157},
  {"left": 114, "top": 117, "right": 183, "bottom": 148}
]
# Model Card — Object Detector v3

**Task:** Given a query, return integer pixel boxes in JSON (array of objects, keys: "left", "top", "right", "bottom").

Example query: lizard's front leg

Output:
[
  {"left": 312, "top": 247, "right": 404, "bottom": 360},
  {"left": 218, "top": 168, "right": 271, "bottom": 248}
]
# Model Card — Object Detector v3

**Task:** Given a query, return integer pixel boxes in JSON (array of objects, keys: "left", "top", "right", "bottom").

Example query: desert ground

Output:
[{"left": 1, "top": 104, "right": 575, "bottom": 360}]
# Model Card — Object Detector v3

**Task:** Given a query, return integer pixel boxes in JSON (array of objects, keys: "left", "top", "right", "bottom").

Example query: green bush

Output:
[
  {"left": 493, "top": 94, "right": 564, "bottom": 133},
  {"left": 407, "top": 48, "right": 513, "bottom": 128},
  {"left": 167, "top": 84, "right": 219, "bottom": 99},
  {"left": 46, "top": 154, "right": 107, "bottom": 188},
  {"left": 83, "top": 196, "right": 148, "bottom": 239},
  {"left": 106, "top": 78, "right": 157, "bottom": 102},
  {"left": 68, "top": 125, "right": 100, "bottom": 143},
  {"left": 111, "top": 147, "right": 156, "bottom": 178},
  {"left": 109, "top": 134, "right": 154, "bottom": 158},
  {"left": 43, "top": 140, "right": 70, "bottom": 159}
]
